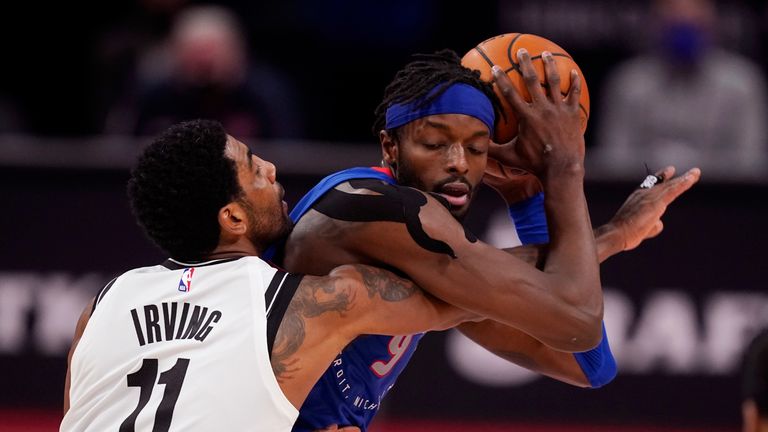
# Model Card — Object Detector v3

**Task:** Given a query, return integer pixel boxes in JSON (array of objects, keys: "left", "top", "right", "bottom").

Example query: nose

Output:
[
  {"left": 445, "top": 144, "right": 469, "bottom": 175},
  {"left": 265, "top": 160, "right": 277, "bottom": 184}
]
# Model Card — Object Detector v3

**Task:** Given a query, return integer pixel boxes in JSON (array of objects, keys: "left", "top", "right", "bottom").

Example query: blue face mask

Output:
[{"left": 661, "top": 21, "right": 709, "bottom": 64}]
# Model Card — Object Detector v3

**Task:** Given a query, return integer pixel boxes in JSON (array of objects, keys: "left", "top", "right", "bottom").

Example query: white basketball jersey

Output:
[{"left": 61, "top": 256, "right": 301, "bottom": 432}]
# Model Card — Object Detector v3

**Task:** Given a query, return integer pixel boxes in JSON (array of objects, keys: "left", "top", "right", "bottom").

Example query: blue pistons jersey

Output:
[{"left": 285, "top": 167, "right": 425, "bottom": 431}]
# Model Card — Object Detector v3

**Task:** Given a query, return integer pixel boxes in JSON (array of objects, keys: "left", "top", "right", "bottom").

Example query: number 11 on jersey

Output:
[{"left": 119, "top": 357, "right": 190, "bottom": 432}]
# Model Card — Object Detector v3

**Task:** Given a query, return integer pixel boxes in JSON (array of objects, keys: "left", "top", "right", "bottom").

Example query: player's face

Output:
[
  {"left": 225, "top": 136, "right": 292, "bottom": 249},
  {"left": 387, "top": 114, "right": 490, "bottom": 220}
]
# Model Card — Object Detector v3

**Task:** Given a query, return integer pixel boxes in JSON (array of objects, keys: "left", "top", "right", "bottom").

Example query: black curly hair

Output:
[
  {"left": 372, "top": 49, "right": 503, "bottom": 140},
  {"left": 127, "top": 119, "right": 243, "bottom": 261}
]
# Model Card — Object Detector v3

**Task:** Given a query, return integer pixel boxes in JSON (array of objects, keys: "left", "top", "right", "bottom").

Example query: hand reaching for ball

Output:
[{"left": 489, "top": 48, "right": 585, "bottom": 177}]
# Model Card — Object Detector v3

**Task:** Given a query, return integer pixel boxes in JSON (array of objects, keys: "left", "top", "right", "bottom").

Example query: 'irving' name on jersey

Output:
[{"left": 130, "top": 302, "right": 222, "bottom": 346}]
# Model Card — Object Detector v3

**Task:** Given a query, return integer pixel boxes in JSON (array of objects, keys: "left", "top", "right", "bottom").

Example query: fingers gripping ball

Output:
[{"left": 462, "top": 33, "right": 590, "bottom": 143}]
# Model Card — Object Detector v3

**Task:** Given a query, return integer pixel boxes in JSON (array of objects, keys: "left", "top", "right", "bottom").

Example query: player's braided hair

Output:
[
  {"left": 372, "top": 49, "right": 502, "bottom": 140},
  {"left": 127, "top": 119, "right": 243, "bottom": 261}
]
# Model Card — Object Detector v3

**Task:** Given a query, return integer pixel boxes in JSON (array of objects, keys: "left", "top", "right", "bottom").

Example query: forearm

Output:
[
  {"left": 593, "top": 223, "right": 625, "bottom": 263},
  {"left": 458, "top": 320, "right": 590, "bottom": 387},
  {"left": 539, "top": 163, "right": 602, "bottom": 344},
  {"left": 458, "top": 319, "right": 617, "bottom": 388},
  {"left": 506, "top": 225, "right": 621, "bottom": 266}
]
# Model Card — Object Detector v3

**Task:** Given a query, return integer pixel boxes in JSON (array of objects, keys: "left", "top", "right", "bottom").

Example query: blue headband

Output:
[{"left": 385, "top": 83, "right": 495, "bottom": 133}]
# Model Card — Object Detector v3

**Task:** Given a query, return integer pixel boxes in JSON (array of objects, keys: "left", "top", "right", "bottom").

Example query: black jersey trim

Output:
[
  {"left": 161, "top": 256, "right": 244, "bottom": 270},
  {"left": 91, "top": 277, "right": 118, "bottom": 316},
  {"left": 265, "top": 271, "right": 288, "bottom": 315},
  {"left": 266, "top": 273, "right": 303, "bottom": 358}
]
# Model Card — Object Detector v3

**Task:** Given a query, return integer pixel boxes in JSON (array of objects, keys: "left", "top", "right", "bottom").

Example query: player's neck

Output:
[{"left": 207, "top": 240, "right": 262, "bottom": 260}]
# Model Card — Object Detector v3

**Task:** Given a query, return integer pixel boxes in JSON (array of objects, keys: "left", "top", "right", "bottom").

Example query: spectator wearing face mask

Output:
[
  {"left": 107, "top": 5, "right": 305, "bottom": 139},
  {"left": 592, "top": 0, "right": 768, "bottom": 182}
]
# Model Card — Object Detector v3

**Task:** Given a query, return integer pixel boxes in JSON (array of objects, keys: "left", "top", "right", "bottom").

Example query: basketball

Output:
[{"left": 461, "top": 33, "right": 590, "bottom": 144}]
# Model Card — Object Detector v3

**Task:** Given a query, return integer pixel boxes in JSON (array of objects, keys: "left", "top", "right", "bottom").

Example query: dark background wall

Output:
[{"left": 1, "top": 0, "right": 767, "bottom": 430}]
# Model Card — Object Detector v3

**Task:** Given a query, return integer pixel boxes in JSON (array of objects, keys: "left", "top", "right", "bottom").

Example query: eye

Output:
[
  {"left": 467, "top": 146, "right": 486, "bottom": 155},
  {"left": 423, "top": 142, "right": 445, "bottom": 150}
]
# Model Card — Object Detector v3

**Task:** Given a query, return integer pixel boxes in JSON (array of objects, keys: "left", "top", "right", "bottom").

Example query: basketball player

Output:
[
  {"left": 65, "top": 45, "right": 619, "bottom": 430},
  {"left": 743, "top": 329, "right": 768, "bottom": 432},
  {"left": 60, "top": 120, "right": 475, "bottom": 431},
  {"left": 281, "top": 50, "right": 700, "bottom": 431}
]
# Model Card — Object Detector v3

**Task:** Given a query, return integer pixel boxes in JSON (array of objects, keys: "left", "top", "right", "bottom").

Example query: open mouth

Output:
[{"left": 436, "top": 182, "right": 470, "bottom": 207}]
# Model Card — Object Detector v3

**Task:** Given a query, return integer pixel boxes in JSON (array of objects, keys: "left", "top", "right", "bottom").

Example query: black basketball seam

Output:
[
  {"left": 494, "top": 33, "right": 589, "bottom": 123},
  {"left": 507, "top": 53, "right": 575, "bottom": 77},
  {"left": 580, "top": 104, "right": 589, "bottom": 120},
  {"left": 474, "top": 46, "right": 495, "bottom": 69},
  {"left": 531, "top": 53, "right": 573, "bottom": 61},
  {"left": 505, "top": 33, "right": 524, "bottom": 71}
]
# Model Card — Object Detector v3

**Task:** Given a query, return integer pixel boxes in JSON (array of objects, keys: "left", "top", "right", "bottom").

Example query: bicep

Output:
[
  {"left": 346, "top": 197, "right": 552, "bottom": 328},
  {"left": 315, "top": 186, "right": 591, "bottom": 350},
  {"left": 333, "top": 265, "right": 475, "bottom": 337}
]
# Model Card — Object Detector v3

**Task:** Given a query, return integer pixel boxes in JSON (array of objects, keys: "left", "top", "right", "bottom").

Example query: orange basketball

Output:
[{"left": 461, "top": 33, "right": 590, "bottom": 143}]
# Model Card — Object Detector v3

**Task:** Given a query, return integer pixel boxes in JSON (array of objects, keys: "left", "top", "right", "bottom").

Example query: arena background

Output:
[{"left": 2, "top": 0, "right": 767, "bottom": 430}]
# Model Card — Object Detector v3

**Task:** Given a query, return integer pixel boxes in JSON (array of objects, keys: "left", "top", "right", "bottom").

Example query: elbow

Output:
[
  {"left": 565, "top": 315, "right": 603, "bottom": 352},
  {"left": 572, "top": 281, "right": 604, "bottom": 350},
  {"left": 551, "top": 282, "right": 604, "bottom": 351},
  {"left": 573, "top": 323, "right": 617, "bottom": 388},
  {"left": 539, "top": 311, "right": 602, "bottom": 353}
]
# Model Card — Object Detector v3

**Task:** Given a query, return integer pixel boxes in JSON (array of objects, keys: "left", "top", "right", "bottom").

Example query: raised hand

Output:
[
  {"left": 599, "top": 166, "right": 701, "bottom": 255},
  {"left": 489, "top": 48, "right": 584, "bottom": 177}
]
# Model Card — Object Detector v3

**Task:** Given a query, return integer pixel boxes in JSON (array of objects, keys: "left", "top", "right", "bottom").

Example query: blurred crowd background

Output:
[
  {"left": 2, "top": 0, "right": 768, "bottom": 182},
  {"left": 1, "top": 0, "right": 768, "bottom": 431}
]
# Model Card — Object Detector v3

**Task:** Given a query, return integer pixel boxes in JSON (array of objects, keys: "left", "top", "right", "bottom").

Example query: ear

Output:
[
  {"left": 218, "top": 202, "right": 248, "bottom": 237},
  {"left": 380, "top": 130, "right": 398, "bottom": 168}
]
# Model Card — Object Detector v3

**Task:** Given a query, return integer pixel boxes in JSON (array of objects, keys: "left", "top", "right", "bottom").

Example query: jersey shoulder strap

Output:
[
  {"left": 289, "top": 167, "right": 395, "bottom": 223},
  {"left": 263, "top": 167, "right": 394, "bottom": 262}
]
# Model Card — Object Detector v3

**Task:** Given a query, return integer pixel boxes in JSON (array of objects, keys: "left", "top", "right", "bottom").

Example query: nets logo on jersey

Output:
[{"left": 178, "top": 268, "right": 195, "bottom": 292}]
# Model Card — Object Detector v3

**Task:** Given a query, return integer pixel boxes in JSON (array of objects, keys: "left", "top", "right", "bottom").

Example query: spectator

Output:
[
  {"left": 94, "top": 0, "right": 187, "bottom": 133},
  {"left": 108, "top": 5, "right": 304, "bottom": 139},
  {"left": 593, "top": 0, "right": 768, "bottom": 182}
]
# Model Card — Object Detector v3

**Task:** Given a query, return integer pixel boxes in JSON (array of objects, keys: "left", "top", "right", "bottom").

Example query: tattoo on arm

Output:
[
  {"left": 271, "top": 266, "right": 420, "bottom": 380},
  {"left": 270, "top": 276, "right": 355, "bottom": 381},
  {"left": 353, "top": 265, "right": 417, "bottom": 302}
]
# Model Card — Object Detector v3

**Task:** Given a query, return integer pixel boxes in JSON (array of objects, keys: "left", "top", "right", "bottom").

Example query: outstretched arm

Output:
[
  {"left": 593, "top": 166, "right": 701, "bottom": 261},
  {"left": 488, "top": 164, "right": 701, "bottom": 265},
  {"left": 462, "top": 166, "right": 700, "bottom": 387}
]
